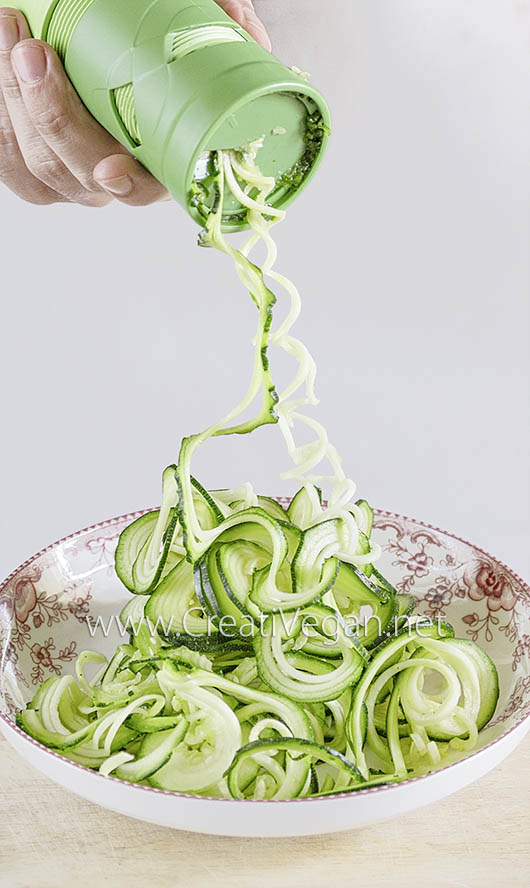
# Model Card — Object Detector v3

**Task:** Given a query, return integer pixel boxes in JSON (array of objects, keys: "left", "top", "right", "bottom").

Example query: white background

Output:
[{"left": 0, "top": 0, "right": 528, "bottom": 580}]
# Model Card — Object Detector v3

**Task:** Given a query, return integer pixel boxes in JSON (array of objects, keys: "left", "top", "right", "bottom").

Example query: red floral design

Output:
[
  {"left": 65, "top": 528, "right": 121, "bottom": 572},
  {"left": 465, "top": 560, "right": 517, "bottom": 613},
  {"left": 461, "top": 609, "right": 500, "bottom": 643},
  {"left": 0, "top": 513, "right": 139, "bottom": 712},
  {"left": 30, "top": 639, "right": 55, "bottom": 669},
  {"left": 68, "top": 595, "right": 90, "bottom": 620},
  {"left": 9, "top": 580, "right": 92, "bottom": 639},
  {"left": 29, "top": 637, "right": 77, "bottom": 685},
  {"left": 1, "top": 568, "right": 92, "bottom": 686},
  {"left": 491, "top": 676, "right": 530, "bottom": 726},
  {"left": 405, "top": 550, "right": 433, "bottom": 578},
  {"left": 388, "top": 543, "right": 436, "bottom": 594},
  {"left": 373, "top": 519, "right": 449, "bottom": 596},
  {"left": 84, "top": 535, "right": 120, "bottom": 575},
  {"left": 512, "top": 635, "right": 530, "bottom": 673},
  {"left": 374, "top": 513, "right": 528, "bottom": 665},
  {"left": 13, "top": 566, "right": 42, "bottom": 623},
  {"left": 424, "top": 584, "right": 452, "bottom": 614},
  {"left": 462, "top": 612, "right": 480, "bottom": 627}
]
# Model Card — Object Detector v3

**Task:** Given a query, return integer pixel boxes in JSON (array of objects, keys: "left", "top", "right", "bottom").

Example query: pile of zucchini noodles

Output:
[{"left": 16, "top": 144, "right": 499, "bottom": 798}]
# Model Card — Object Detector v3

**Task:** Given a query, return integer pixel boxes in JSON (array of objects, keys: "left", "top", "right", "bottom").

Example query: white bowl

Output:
[{"left": 1, "top": 506, "right": 529, "bottom": 837}]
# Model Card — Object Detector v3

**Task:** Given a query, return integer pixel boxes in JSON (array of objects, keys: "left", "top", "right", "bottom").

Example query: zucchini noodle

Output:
[
  {"left": 15, "top": 139, "right": 500, "bottom": 802},
  {"left": 182, "top": 140, "right": 380, "bottom": 567}
]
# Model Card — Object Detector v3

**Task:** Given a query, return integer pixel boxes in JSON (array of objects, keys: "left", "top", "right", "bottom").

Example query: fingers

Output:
[
  {"left": 93, "top": 154, "right": 170, "bottom": 205},
  {"left": 0, "top": 9, "right": 61, "bottom": 203},
  {"left": 11, "top": 38, "right": 126, "bottom": 184},
  {"left": 0, "top": 8, "right": 111, "bottom": 205},
  {"left": 0, "top": 8, "right": 170, "bottom": 208},
  {"left": 8, "top": 37, "right": 118, "bottom": 205},
  {"left": 217, "top": 0, "right": 272, "bottom": 51},
  {"left": 0, "top": 3, "right": 268, "bottom": 210}
]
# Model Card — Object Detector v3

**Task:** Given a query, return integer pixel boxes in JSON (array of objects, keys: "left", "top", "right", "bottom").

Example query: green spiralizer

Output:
[{"left": 18, "top": 0, "right": 330, "bottom": 229}]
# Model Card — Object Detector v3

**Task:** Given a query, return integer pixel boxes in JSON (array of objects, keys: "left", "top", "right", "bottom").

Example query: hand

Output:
[{"left": 0, "top": 1, "right": 271, "bottom": 207}]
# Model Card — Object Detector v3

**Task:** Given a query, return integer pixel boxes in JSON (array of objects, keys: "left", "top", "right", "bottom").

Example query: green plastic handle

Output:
[{"left": 18, "top": 0, "right": 330, "bottom": 229}]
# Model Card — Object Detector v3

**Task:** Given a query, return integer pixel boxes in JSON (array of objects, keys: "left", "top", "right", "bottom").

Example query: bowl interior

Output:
[{"left": 1, "top": 507, "right": 529, "bottom": 766}]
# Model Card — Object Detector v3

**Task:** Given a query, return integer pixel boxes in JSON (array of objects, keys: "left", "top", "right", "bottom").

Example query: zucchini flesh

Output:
[
  {"left": 254, "top": 610, "right": 367, "bottom": 703},
  {"left": 226, "top": 738, "right": 363, "bottom": 799},
  {"left": 16, "top": 618, "right": 499, "bottom": 796},
  {"left": 343, "top": 621, "right": 499, "bottom": 779},
  {"left": 257, "top": 496, "right": 288, "bottom": 521},
  {"left": 204, "top": 541, "right": 268, "bottom": 626},
  {"left": 148, "top": 681, "right": 242, "bottom": 793},
  {"left": 287, "top": 485, "right": 323, "bottom": 529},
  {"left": 145, "top": 560, "right": 214, "bottom": 640},
  {"left": 445, "top": 638, "right": 499, "bottom": 731},
  {"left": 332, "top": 562, "right": 397, "bottom": 648},
  {"left": 115, "top": 719, "right": 188, "bottom": 781},
  {"left": 396, "top": 593, "right": 416, "bottom": 622}
]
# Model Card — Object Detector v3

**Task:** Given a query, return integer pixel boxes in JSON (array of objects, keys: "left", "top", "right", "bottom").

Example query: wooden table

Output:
[{"left": 1, "top": 733, "right": 529, "bottom": 888}]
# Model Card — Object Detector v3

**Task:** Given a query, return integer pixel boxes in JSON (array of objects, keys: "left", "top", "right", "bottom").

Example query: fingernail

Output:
[
  {"left": 12, "top": 44, "right": 47, "bottom": 82},
  {"left": 97, "top": 175, "right": 133, "bottom": 196},
  {"left": 0, "top": 15, "right": 19, "bottom": 51}
]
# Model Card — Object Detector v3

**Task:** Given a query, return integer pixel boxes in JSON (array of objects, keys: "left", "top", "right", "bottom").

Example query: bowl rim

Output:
[{"left": 1, "top": 506, "right": 529, "bottom": 805}]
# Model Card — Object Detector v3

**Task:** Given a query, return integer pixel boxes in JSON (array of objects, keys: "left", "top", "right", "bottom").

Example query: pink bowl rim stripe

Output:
[{"left": 1, "top": 506, "right": 529, "bottom": 805}]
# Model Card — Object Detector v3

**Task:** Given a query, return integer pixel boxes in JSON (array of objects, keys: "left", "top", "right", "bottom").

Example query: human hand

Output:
[{"left": 0, "top": 1, "right": 271, "bottom": 206}]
